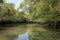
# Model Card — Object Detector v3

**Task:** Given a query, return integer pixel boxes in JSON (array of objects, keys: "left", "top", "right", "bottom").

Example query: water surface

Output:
[
  {"left": 0, "top": 24, "right": 60, "bottom": 40},
  {"left": 17, "top": 32, "right": 29, "bottom": 40}
]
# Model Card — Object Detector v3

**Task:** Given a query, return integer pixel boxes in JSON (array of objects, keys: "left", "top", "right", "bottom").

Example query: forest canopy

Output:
[{"left": 0, "top": 0, "right": 60, "bottom": 29}]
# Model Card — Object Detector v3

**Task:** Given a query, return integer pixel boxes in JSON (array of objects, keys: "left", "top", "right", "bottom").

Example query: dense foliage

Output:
[
  {"left": 0, "top": 2, "right": 26, "bottom": 22},
  {"left": 20, "top": 0, "right": 60, "bottom": 29},
  {"left": 0, "top": 0, "right": 60, "bottom": 29}
]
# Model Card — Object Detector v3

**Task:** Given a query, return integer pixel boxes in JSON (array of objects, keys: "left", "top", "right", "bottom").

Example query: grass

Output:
[{"left": 0, "top": 24, "right": 60, "bottom": 40}]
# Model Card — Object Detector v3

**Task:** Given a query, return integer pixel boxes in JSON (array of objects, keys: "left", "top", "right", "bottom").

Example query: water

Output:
[
  {"left": 0, "top": 24, "right": 60, "bottom": 40},
  {"left": 17, "top": 32, "right": 29, "bottom": 40}
]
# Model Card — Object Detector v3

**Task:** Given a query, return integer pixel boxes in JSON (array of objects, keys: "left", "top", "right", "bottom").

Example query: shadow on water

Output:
[
  {"left": 0, "top": 21, "right": 41, "bottom": 30},
  {"left": 0, "top": 23, "right": 60, "bottom": 40},
  {"left": 0, "top": 23, "right": 19, "bottom": 30},
  {"left": 17, "top": 32, "right": 29, "bottom": 40}
]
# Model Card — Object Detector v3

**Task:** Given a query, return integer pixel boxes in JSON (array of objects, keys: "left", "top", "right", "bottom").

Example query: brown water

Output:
[{"left": 0, "top": 24, "right": 60, "bottom": 40}]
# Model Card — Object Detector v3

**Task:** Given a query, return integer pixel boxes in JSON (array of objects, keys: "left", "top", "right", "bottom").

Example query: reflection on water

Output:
[
  {"left": 17, "top": 32, "right": 29, "bottom": 40},
  {"left": 0, "top": 24, "right": 60, "bottom": 40}
]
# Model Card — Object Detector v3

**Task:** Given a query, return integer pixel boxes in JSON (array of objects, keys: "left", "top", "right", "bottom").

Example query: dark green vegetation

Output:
[
  {"left": 0, "top": 0, "right": 60, "bottom": 29},
  {"left": 0, "top": 0, "right": 60, "bottom": 40}
]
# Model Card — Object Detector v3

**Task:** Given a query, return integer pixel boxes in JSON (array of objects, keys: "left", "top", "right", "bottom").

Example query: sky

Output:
[{"left": 6, "top": 0, "right": 24, "bottom": 9}]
